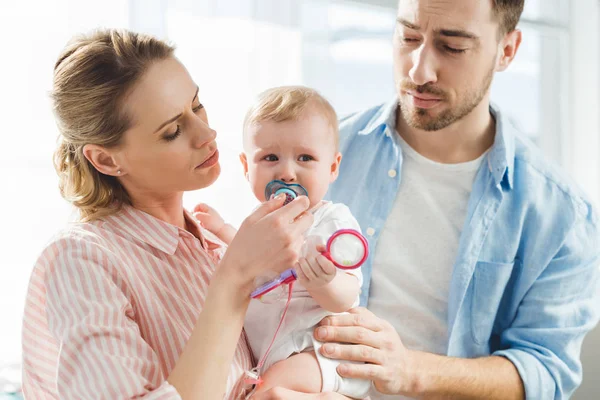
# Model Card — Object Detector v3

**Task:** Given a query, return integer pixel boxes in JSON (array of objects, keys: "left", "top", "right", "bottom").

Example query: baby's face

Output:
[{"left": 241, "top": 110, "right": 341, "bottom": 208}]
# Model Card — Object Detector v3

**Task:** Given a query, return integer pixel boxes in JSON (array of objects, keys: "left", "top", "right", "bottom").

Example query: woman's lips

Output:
[{"left": 196, "top": 149, "right": 219, "bottom": 169}]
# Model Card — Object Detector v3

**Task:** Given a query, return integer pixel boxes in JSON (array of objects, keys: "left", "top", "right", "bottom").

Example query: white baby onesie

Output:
[{"left": 244, "top": 201, "right": 371, "bottom": 398}]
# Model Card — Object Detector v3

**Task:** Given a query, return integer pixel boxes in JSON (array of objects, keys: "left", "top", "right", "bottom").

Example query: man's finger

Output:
[
  {"left": 319, "top": 343, "right": 384, "bottom": 365},
  {"left": 336, "top": 362, "right": 385, "bottom": 382},
  {"left": 314, "top": 325, "right": 381, "bottom": 348},
  {"left": 319, "top": 308, "right": 383, "bottom": 332}
]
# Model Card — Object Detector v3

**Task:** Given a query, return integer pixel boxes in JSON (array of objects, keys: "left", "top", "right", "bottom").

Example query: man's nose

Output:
[{"left": 409, "top": 44, "right": 438, "bottom": 86}]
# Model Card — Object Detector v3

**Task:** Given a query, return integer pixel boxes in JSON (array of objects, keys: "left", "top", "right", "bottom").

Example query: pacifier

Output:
[{"left": 265, "top": 180, "right": 308, "bottom": 205}]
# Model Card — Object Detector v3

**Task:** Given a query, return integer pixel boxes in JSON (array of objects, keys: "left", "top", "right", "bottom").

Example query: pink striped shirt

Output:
[{"left": 21, "top": 205, "right": 253, "bottom": 399}]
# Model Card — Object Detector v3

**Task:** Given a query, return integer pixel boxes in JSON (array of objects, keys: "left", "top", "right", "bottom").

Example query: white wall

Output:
[{"left": 570, "top": 1, "right": 600, "bottom": 398}]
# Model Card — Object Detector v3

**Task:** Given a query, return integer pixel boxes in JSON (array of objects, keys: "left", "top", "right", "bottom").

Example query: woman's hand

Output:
[
  {"left": 217, "top": 193, "right": 314, "bottom": 293},
  {"left": 314, "top": 307, "right": 416, "bottom": 397}
]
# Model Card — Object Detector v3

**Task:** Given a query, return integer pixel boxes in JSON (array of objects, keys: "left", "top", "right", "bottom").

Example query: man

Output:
[{"left": 306, "top": 0, "right": 600, "bottom": 399}]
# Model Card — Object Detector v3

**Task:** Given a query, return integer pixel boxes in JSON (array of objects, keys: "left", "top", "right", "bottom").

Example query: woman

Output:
[{"left": 20, "top": 28, "right": 339, "bottom": 399}]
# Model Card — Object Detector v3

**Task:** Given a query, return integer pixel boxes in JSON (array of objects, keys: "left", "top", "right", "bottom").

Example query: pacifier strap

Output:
[{"left": 244, "top": 281, "right": 295, "bottom": 386}]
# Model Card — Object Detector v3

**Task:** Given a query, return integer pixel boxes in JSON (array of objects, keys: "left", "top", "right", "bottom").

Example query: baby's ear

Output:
[
  {"left": 239, "top": 152, "right": 249, "bottom": 181},
  {"left": 330, "top": 152, "right": 342, "bottom": 183}
]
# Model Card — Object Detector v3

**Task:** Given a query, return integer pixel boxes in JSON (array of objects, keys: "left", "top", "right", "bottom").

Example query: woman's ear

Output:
[
  {"left": 239, "top": 152, "right": 249, "bottom": 181},
  {"left": 329, "top": 152, "right": 342, "bottom": 183},
  {"left": 83, "top": 144, "right": 123, "bottom": 176}
]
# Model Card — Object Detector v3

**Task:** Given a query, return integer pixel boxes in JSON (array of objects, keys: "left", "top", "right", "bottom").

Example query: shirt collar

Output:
[
  {"left": 360, "top": 97, "right": 515, "bottom": 190},
  {"left": 487, "top": 103, "right": 515, "bottom": 190},
  {"left": 358, "top": 97, "right": 398, "bottom": 136},
  {"left": 104, "top": 205, "right": 219, "bottom": 255}
]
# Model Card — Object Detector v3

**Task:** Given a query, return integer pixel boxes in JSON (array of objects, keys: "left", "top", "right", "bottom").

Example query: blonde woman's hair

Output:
[
  {"left": 243, "top": 86, "right": 339, "bottom": 148},
  {"left": 52, "top": 29, "right": 175, "bottom": 222}
]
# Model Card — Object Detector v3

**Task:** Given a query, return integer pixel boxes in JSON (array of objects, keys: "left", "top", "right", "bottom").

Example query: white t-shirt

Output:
[
  {"left": 367, "top": 134, "right": 487, "bottom": 399},
  {"left": 244, "top": 201, "right": 363, "bottom": 372}
]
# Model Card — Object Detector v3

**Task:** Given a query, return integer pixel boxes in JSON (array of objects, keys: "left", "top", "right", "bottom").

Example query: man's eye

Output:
[{"left": 444, "top": 45, "right": 467, "bottom": 54}]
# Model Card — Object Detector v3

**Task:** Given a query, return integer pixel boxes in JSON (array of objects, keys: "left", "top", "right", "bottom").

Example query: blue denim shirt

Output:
[{"left": 325, "top": 98, "right": 600, "bottom": 399}]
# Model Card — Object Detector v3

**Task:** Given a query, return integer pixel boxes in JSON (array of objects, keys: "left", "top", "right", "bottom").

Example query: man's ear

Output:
[
  {"left": 496, "top": 29, "right": 522, "bottom": 72},
  {"left": 82, "top": 144, "right": 124, "bottom": 176},
  {"left": 329, "top": 152, "right": 342, "bottom": 183},
  {"left": 239, "top": 152, "right": 249, "bottom": 181}
]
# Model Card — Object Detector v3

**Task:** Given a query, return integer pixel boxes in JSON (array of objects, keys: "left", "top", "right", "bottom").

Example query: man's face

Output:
[{"left": 393, "top": 0, "right": 501, "bottom": 131}]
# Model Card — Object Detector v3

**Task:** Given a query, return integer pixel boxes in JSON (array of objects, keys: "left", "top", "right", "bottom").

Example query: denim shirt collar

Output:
[{"left": 360, "top": 97, "right": 515, "bottom": 190}]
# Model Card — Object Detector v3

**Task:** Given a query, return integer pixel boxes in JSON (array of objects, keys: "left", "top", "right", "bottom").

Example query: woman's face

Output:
[{"left": 114, "top": 58, "right": 220, "bottom": 199}]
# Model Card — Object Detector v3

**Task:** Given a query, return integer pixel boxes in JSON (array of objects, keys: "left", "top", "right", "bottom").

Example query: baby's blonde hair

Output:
[{"left": 243, "top": 86, "right": 339, "bottom": 148}]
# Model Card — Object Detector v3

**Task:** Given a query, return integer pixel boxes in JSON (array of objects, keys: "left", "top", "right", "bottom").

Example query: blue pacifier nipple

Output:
[{"left": 265, "top": 180, "right": 308, "bottom": 205}]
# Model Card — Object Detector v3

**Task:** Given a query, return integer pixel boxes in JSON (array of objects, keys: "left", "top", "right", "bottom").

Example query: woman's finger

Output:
[
  {"left": 245, "top": 193, "right": 287, "bottom": 223},
  {"left": 270, "top": 195, "right": 311, "bottom": 224}
]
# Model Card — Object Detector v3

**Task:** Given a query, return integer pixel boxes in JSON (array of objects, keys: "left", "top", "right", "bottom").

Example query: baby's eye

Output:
[
  {"left": 264, "top": 154, "right": 278, "bottom": 162},
  {"left": 298, "top": 154, "right": 314, "bottom": 162}
]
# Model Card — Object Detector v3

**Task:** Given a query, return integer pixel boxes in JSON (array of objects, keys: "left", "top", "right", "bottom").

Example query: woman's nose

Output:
[{"left": 191, "top": 121, "right": 217, "bottom": 149}]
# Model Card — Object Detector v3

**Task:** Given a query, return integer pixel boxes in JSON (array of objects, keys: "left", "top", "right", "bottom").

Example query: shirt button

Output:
[
  {"left": 388, "top": 169, "right": 397, "bottom": 178},
  {"left": 366, "top": 227, "right": 375, "bottom": 236}
]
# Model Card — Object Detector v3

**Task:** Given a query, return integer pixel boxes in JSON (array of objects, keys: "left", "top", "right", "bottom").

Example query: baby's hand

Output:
[
  {"left": 295, "top": 245, "right": 337, "bottom": 290},
  {"left": 193, "top": 203, "right": 225, "bottom": 234}
]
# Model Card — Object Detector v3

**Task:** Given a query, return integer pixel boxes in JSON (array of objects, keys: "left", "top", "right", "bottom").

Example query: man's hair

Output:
[
  {"left": 492, "top": 0, "right": 525, "bottom": 35},
  {"left": 243, "top": 85, "right": 339, "bottom": 148}
]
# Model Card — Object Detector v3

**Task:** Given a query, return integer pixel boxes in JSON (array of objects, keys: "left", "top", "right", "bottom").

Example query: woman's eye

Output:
[
  {"left": 192, "top": 103, "right": 204, "bottom": 113},
  {"left": 163, "top": 126, "right": 181, "bottom": 142}
]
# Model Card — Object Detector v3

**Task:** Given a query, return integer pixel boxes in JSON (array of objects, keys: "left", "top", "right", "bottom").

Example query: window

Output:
[{"left": 300, "top": 0, "right": 571, "bottom": 165}]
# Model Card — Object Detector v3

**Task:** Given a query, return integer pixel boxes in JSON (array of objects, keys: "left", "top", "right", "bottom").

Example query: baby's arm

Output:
[
  {"left": 193, "top": 203, "right": 237, "bottom": 244},
  {"left": 296, "top": 250, "right": 360, "bottom": 313}
]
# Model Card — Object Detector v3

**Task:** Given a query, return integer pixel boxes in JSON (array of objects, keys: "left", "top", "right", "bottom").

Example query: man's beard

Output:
[{"left": 398, "top": 62, "right": 495, "bottom": 132}]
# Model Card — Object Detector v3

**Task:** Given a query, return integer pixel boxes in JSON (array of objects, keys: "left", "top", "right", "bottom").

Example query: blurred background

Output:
[{"left": 0, "top": 0, "right": 598, "bottom": 398}]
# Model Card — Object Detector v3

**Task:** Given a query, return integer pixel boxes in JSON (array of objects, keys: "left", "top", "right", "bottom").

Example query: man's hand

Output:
[{"left": 315, "top": 307, "right": 416, "bottom": 396}]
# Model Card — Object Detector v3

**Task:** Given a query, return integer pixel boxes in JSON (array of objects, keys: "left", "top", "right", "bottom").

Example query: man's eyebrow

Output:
[
  {"left": 437, "top": 29, "right": 479, "bottom": 40},
  {"left": 397, "top": 18, "right": 420, "bottom": 30},
  {"left": 397, "top": 17, "right": 479, "bottom": 40}
]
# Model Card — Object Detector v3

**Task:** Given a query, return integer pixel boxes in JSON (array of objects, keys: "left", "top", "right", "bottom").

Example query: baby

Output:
[{"left": 195, "top": 86, "right": 370, "bottom": 398}]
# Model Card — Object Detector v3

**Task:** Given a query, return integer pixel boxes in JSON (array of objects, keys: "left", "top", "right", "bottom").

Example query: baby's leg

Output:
[{"left": 253, "top": 351, "right": 322, "bottom": 395}]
